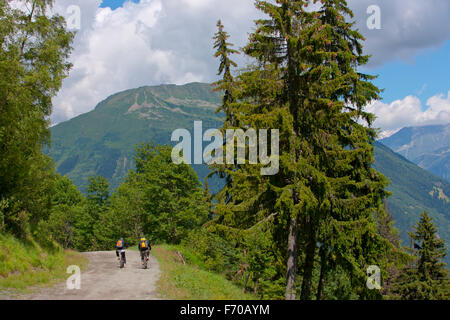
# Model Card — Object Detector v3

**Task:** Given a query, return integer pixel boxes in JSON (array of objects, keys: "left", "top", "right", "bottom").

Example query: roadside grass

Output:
[
  {"left": 153, "top": 244, "right": 255, "bottom": 300},
  {"left": 0, "top": 232, "right": 88, "bottom": 296}
]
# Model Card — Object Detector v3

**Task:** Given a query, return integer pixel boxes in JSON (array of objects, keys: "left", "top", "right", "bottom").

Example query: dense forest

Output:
[{"left": 0, "top": 0, "right": 448, "bottom": 300}]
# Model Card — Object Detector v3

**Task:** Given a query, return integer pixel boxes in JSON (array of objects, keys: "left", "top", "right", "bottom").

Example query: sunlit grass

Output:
[
  {"left": 0, "top": 233, "right": 88, "bottom": 295},
  {"left": 153, "top": 244, "right": 255, "bottom": 300}
]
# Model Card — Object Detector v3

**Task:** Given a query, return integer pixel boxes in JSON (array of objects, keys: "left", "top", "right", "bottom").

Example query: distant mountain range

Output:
[
  {"left": 381, "top": 124, "right": 450, "bottom": 181},
  {"left": 47, "top": 83, "right": 450, "bottom": 260}
]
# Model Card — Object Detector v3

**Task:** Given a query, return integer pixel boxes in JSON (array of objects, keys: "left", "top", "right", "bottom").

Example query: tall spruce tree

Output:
[
  {"left": 211, "top": 0, "right": 392, "bottom": 300},
  {"left": 209, "top": 20, "right": 240, "bottom": 206},
  {"left": 393, "top": 212, "right": 449, "bottom": 300},
  {"left": 212, "top": 20, "right": 239, "bottom": 127}
]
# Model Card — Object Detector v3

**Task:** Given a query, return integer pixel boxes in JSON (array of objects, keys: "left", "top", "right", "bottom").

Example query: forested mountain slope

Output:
[
  {"left": 49, "top": 83, "right": 223, "bottom": 190},
  {"left": 380, "top": 124, "right": 450, "bottom": 181}
]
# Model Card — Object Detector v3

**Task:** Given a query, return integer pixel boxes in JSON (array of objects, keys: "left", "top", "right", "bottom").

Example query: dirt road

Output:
[{"left": 19, "top": 250, "right": 161, "bottom": 300}]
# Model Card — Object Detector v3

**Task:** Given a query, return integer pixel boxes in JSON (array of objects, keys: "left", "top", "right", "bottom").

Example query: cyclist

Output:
[
  {"left": 138, "top": 236, "right": 151, "bottom": 266},
  {"left": 116, "top": 238, "right": 127, "bottom": 265}
]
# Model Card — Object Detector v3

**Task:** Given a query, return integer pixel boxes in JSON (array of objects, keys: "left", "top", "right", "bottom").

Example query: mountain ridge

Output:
[
  {"left": 49, "top": 82, "right": 223, "bottom": 190},
  {"left": 380, "top": 124, "right": 450, "bottom": 181}
]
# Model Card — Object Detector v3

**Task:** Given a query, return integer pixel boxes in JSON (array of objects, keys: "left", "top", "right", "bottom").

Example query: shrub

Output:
[{"left": 182, "top": 228, "right": 242, "bottom": 278}]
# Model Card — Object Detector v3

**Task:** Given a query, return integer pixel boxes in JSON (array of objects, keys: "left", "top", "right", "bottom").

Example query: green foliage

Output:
[
  {"left": 243, "top": 228, "right": 284, "bottom": 299},
  {"left": 94, "top": 143, "right": 209, "bottom": 248},
  {"left": 0, "top": 198, "right": 7, "bottom": 231},
  {"left": 212, "top": 19, "right": 239, "bottom": 127},
  {"left": 41, "top": 174, "right": 112, "bottom": 252},
  {"left": 374, "top": 205, "right": 412, "bottom": 298},
  {"left": 32, "top": 174, "right": 79, "bottom": 250},
  {"left": 87, "top": 176, "right": 110, "bottom": 207},
  {"left": 0, "top": 0, "right": 73, "bottom": 236},
  {"left": 393, "top": 212, "right": 449, "bottom": 300},
  {"left": 0, "top": 1, "right": 89, "bottom": 292},
  {"left": 42, "top": 175, "right": 86, "bottom": 249},
  {"left": 72, "top": 176, "right": 109, "bottom": 251},
  {"left": 83, "top": 175, "right": 111, "bottom": 249},
  {"left": 97, "top": 175, "right": 147, "bottom": 247},
  {"left": 320, "top": 265, "right": 359, "bottom": 300},
  {"left": 182, "top": 228, "right": 241, "bottom": 278},
  {"left": 134, "top": 143, "right": 209, "bottom": 244},
  {"left": 42, "top": 143, "right": 210, "bottom": 252}
]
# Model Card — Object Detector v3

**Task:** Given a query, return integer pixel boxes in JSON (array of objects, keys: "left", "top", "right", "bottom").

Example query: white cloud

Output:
[
  {"left": 423, "top": 92, "right": 450, "bottom": 123},
  {"left": 348, "top": 0, "right": 450, "bottom": 67},
  {"left": 366, "top": 91, "right": 450, "bottom": 136},
  {"left": 51, "top": 0, "right": 257, "bottom": 123},
  {"left": 49, "top": 0, "right": 450, "bottom": 124}
]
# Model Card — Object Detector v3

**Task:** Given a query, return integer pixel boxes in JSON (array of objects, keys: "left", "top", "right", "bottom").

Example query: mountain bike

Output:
[
  {"left": 118, "top": 250, "right": 126, "bottom": 268},
  {"left": 141, "top": 250, "right": 149, "bottom": 269}
]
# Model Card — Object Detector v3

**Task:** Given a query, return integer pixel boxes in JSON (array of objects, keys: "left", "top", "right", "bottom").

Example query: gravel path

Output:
[{"left": 15, "top": 250, "right": 161, "bottom": 300}]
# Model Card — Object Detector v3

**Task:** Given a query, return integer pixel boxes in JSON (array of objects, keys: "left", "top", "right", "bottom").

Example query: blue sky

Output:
[
  {"left": 368, "top": 40, "right": 450, "bottom": 106},
  {"left": 100, "top": 0, "right": 139, "bottom": 10}
]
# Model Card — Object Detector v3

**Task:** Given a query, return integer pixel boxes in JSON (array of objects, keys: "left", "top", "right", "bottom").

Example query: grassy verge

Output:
[
  {"left": 153, "top": 244, "right": 255, "bottom": 300},
  {"left": 0, "top": 232, "right": 88, "bottom": 296}
]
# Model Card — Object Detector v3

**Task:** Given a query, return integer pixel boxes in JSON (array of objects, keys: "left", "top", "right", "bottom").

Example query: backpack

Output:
[
  {"left": 116, "top": 239, "right": 123, "bottom": 248},
  {"left": 140, "top": 240, "right": 147, "bottom": 249}
]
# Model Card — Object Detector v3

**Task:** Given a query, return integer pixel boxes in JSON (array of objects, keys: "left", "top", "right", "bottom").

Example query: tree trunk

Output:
[
  {"left": 300, "top": 230, "right": 317, "bottom": 300},
  {"left": 243, "top": 272, "right": 251, "bottom": 293},
  {"left": 285, "top": 216, "right": 299, "bottom": 300},
  {"left": 316, "top": 245, "right": 327, "bottom": 300}
]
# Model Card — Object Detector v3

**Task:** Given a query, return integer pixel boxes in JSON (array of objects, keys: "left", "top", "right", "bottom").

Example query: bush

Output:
[
  {"left": 182, "top": 228, "right": 242, "bottom": 278},
  {"left": 243, "top": 228, "right": 284, "bottom": 299}
]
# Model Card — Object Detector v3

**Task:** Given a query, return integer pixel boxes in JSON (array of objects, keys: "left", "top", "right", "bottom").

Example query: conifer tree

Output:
[
  {"left": 393, "top": 212, "right": 449, "bottom": 300},
  {"left": 375, "top": 204, "right": 411, "bottom": 298},
  {"left": 212, "top": 20, "right": 239, "bottom": 127},
  {"left": 209, "top": 20, "right": 239, "bottom": 206},
  {"left": 211, "top": 0, "right": 392, "bottom": 300},
  {"left": 87, "top": 176, "right": 110, "bottom": 207}
]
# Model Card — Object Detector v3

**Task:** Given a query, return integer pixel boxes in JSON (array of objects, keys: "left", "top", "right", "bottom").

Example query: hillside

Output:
[
  {"left": 373, "top": 142, "right": 450, "bottom": 251},
  {"left": 0, "top": 233, "right": 88, "bottom": 295},
  {"left": 49, "top": 83, "right": 223, "bottom": 190},
  {"left": 380, "top": 124, "right": 450, "bottom": 181},
  {"left": 47, "top": 83, "right": 450, "bottom": 258}
]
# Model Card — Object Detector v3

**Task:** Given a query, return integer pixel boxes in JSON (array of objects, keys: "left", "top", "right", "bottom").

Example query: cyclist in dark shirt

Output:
[
  {"left": 116, "top": 238, "right": 127, "bottom": 264},
  {"left": 138, "top": 236, "right": 151, "bottom": 266}
]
